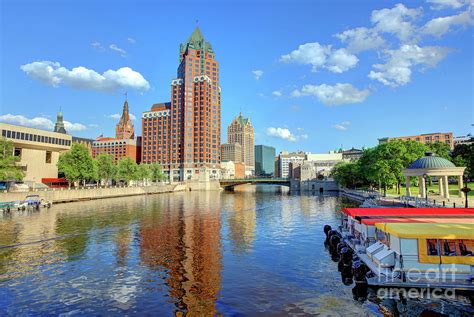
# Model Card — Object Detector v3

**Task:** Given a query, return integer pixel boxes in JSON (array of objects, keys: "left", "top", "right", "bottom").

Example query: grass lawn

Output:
[{"left": 384, "top": 182, "right": 474, "bottom": 197}]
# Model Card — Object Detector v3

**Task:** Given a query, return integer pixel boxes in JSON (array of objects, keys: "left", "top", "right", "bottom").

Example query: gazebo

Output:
[{"left": 403, "top": 152, "right": 466, "bottom": 200}]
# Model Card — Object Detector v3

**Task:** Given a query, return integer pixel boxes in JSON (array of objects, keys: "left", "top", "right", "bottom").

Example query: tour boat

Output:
[{"left": 324, "top": 208, "right": 474, "bottom": 297}]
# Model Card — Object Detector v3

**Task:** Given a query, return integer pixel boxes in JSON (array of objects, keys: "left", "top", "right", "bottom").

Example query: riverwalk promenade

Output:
[{"left": 0, "top": 180, "right": 222, "bottom": 204}]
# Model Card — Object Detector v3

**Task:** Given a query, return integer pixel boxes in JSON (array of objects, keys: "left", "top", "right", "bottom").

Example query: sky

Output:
[{"left": 0, "top": 0, "right": 473, "bottom": 154}]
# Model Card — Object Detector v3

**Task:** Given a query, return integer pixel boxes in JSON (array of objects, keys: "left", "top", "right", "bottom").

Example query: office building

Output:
[
  {"left": 92, "top": 100, "right": 141, "bottom": 163},
  {"left": 378, "top": 132, "right": 454, "bottom": 149},
  {"left": 275, "top": 151, "right": 305, "bottom": 178},
  {"left": 141, "top": 27, "right": 221, "bottom": 181},
  {"left": 227, "top": 112, "right": 254, "bottom": 176},
  {"left": 254, "top": 145, "right": 275, "bottom": 177},
  {"left": 0, "top": 122, "right": 72, "bottom": 184},
  {"left": 221, "top": 143, "right": 242, "bottom": 163}
]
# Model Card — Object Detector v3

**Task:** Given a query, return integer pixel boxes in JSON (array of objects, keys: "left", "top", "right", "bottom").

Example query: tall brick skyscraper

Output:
[{"left": 142, "top": 27, "right": 221, "bottom": 181}]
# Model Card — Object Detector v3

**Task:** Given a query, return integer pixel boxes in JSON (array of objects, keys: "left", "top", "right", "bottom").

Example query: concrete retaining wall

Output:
[
  {"left": 0, "top": 180, "right": 223, "bottom": 204},
  {"left": 290, "top": 180, "right": 340, "bottom": 192},
  {"left": 0, "top": 183, "right": 182, "bottom": 203}
]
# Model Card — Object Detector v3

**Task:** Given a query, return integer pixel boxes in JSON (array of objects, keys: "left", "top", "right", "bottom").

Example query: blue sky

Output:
[{"left": 1, "top": 0, "right": 472, "bottom": 153}]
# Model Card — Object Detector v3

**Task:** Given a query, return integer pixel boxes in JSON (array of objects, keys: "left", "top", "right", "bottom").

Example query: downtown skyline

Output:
[{"left": 1, "top": 0, "right": 473, "bottom": 154}]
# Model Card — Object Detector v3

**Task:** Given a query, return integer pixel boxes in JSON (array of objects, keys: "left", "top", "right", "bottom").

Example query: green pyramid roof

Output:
[{"left": 180, "top": 27, "right": 213, "bottom": 58}]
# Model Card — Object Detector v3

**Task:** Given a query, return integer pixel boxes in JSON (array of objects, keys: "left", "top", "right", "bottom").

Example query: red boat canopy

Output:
[
  {"left": 342, "top": 208, "right": 474, "bottom": 218},
  {"left": 360, "top": 217, "right": 474, "bottom": 225}
]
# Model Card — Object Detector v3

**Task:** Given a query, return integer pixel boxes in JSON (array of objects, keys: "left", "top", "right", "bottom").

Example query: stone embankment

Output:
[{"left": 0, "top": 180, "right": 222, "bottom": 204}]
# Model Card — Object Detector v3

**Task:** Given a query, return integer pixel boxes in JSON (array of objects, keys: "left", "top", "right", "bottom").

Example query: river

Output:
[{"left": 0, "top": 185, "right": 472, "bottom": 316}]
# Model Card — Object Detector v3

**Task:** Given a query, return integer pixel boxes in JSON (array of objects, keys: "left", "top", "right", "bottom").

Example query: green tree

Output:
[
  {"left": 116, "top": 157, "right": 138, "bottom": 185},
  {"left": 136, "top": 164, "right": 151, "bottom": 184},
  {"left": 426, "top": 141, "right": 451, "bottom": 160},
  {"left": 57, "top": 143, "right": 95, "bottom": 186},
  {"left": 452, "top": 143, "right": 473, "bottom": 178},
  {"left": 331, "top": 161, "right": 362, "bottom": 189},
  {"left": 0, "top": 138, "right": 24, "bottom": 181},
  {"left": 149, "top": 163, "right": 165, "bottom": 182},
  {"left": 95, "top": 154, "right": 116, "bottom": 186}
]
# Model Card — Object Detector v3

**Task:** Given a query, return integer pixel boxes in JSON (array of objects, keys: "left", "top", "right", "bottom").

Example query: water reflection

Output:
[
  {"left": 139, "top": 191, "right": 222, "bottom": 315},
  {"left": 0, "top": 187, "right": 472, "bottom": 316}
]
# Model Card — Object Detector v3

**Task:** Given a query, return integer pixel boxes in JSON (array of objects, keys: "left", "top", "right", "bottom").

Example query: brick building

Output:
[
  {"left": 141, "top": 27, "right": 221, "bottom": 181},
  {"left": 92, "top": 100, "right": 141, "bottom": 163},
  {"left": 378, "top": 132, "right": 454, "bottom": 149},
  {"left": 227, "top": 112, "right": 254, "bottom": 176}
]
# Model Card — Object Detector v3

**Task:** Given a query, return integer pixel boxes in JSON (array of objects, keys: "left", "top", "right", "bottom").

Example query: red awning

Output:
[
  {"left": 360, "top": 217, "right": 474, "bottom": 225},
  {"left": 342, "top": 208, "right": 474, "bottom": 217}
]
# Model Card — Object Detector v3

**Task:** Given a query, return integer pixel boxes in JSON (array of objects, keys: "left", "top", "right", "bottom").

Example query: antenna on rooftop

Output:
[{"left": 124, "top": 91, "right": 128, "bottom": 101}]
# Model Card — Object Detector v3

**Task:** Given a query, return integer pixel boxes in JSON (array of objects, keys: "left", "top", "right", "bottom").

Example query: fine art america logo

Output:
[{"left": 374, "top": 264, "right": 459, "bottom": 300}]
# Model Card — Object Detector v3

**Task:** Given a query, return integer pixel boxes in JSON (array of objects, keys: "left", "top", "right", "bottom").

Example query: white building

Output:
[{"left": 220, "top": 161, "right": 235, "bottom": 179}]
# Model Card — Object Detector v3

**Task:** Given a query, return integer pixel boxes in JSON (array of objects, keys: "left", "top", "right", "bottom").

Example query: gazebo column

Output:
[
  {"left": 458, "top": 175, "right": 464, "bottom": 198},
  {"left": 442, "top": 175, "right": 450, "bottom": 199},
  {"left": 419, "top": 176, "right": 426, "bottom": 198},
  {"left": 405, "top": 176, "right": 411, "bottom": 196},
  {"left": 438, "top": 176, "right": 444, "bottom": 197}
]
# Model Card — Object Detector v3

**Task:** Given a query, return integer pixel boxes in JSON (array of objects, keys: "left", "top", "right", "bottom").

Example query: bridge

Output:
[{"left": 219, "top": 178, "right": 291, "bottom": 190}]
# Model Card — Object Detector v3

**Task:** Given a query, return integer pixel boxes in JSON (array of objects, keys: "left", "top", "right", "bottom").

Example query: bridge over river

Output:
[{"left": 219, "top": 178, "right": 291, "bottom": 190}]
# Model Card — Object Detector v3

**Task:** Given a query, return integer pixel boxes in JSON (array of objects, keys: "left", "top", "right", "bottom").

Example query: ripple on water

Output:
[{"left": 0, "top": 188, "right": 473, "bottom": 316}]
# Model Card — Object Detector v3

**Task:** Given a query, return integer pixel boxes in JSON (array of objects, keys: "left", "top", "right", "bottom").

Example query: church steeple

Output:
[
  {"left": 54, "top": 108, "right": 67, "bottom": 134},
  {"left": 115, "top": 100, "right": 134, "bottom": 139}
]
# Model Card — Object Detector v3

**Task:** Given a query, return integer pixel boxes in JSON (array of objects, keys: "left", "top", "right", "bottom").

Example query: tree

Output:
[
  {"left": 57, "top": 143, "right": 95, "bottom": 186},
  {"left": 116, "top": 157, "right": 138, "bottom": 185},
  {"left": 0, "top": 138, "right": 24, "bottom": 181},
  {"left": 149, "top": 163, "right": 165, "bottom": 182},
  {"left": 136, "top": 164, "right": 151, "bottom": 184},
  {"left": 95, "top": 154, "right": 115, "bottom": 186},
  {"left": 426, "top": 141, "right": 451, "bottom": 160},
  {"left": 452, "top": 144, "right": 473, "bottom": 178},
  {"left": 331, "top": 161, "right": 362, "bottom": 189}
]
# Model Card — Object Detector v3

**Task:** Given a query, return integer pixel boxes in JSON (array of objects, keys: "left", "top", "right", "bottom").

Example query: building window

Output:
[
  {"left": 14, "top": 148, "right": 21, "bottom": 159},
  {"left": 46, "top": 151, "right": 52, "bottom": 164}
]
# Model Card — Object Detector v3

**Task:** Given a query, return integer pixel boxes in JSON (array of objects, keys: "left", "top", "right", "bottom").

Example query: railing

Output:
[
  {"left": 1, "top": 181, "right": 174, "bottom": 194},
  {"left": 341, "top": 188, "right": 381, "bottom": 199},
  {"left": 400, "top": 195, "right": 453, "bottom": 208},
  {"left": 220, "top": 178, "right": 290, "bottom": 182}
]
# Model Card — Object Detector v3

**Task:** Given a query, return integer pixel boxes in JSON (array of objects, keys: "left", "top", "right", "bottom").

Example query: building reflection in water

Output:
[
  {"left": 226, "top": 186, "right": 256, "bottom": 254},
  {"left": 139, "top": 191, "right": 222, "bottom": 315}
]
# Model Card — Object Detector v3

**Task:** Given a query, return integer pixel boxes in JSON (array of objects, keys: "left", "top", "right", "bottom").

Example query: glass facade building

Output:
[{"left": 254, "top": 145, "right": 275, "bottom": 177}]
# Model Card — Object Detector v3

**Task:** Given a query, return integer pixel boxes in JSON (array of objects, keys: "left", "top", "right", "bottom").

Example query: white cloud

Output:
[
  {"left": 127, "top": 37, "right": 136, "bottom": 44},
  {"left": 371, "top": 3, "right": 422, "bottom": 41},
  {"left": 108, "top": 114, "right": 121, "bottom": 120},
  {"left": 299, "top": 134, "right": 308, "bottom": 140},
  {"left": 368, "top": 44, "right": 451, "bottom": 87},
  {"left": 266, "top": 127, "right": 297, "bottom": 142},
  {"left": 109, "top": 44, "right": 127, "bottom": 57},
  {"left": 108, "top": 113, "right": 137, "bottom": 120},
  {"left": 252, "top": 70, "right": 263, "bottom": 80},
  {"left": 21, "top": 61, "right": 150, "bottom": 92},
  {"left": 326, "top": 48, "right": 359, "bottom": 73},
  {"left": 91, "top": 41, "right": 105, "bottom": 52},
  {"left": 333, "top": 121, "right": 351, "bottom": 131},
  {"left": 421, "top": 9, "right": 473, "bottom": 37},
  {"left": 0, "top": 114, "right": 86, "bottom": 131},
  {"left": 280, "top": 42, "right": 358, "bottom": 73},
  {"left": 272, "top": 90, "right": 282, "bottom": 97},
  {"left": 335, "top": 27, "right": 385, "bottom": 53},
  {"left": 292, "top": 83, "right": 370, "bottom": 106},
  {"left": 427, "top": 0, "right": 470, "bottom": 10},
  {"left": 64, "top": 121, "right": 87, "bottom": 131}
]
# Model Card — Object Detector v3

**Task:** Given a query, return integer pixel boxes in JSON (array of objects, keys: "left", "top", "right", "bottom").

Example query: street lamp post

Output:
[
  {"left": 423, "top": 174, "right": 428, "bottom": 203},
  {"left": 461, "top": 175, "right": 471, "bottom": 208}
]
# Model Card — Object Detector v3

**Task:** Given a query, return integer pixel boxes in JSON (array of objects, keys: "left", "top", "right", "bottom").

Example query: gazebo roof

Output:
[{"left": 407, "top": 152, "right": 455, "bottom": 169}]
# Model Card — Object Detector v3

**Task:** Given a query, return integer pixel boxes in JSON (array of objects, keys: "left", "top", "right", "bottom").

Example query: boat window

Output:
[
  {"left": 426, "top": 239, "right": 438, "bottom": 256},
  {"left": 441, "top": 239, "right": 457, "bottom": 256},
  {"left": 375, "top": 229, "right": 388, "bottom": 245},
  {"left": 458, "top": 240, "right": 473, "bottom": 256}
]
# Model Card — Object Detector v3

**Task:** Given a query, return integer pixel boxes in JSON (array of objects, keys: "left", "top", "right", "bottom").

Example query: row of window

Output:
[{"left": 2, "top": 129, "right": 71, "bottom": 146}]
